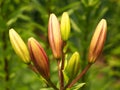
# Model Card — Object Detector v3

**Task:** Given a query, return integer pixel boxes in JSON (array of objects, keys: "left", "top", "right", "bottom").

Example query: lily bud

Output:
[
  {"left": 60, "top": 12, "right": 71, "bottom": 41},
  {"left": 28, "top": 37, "right": 50, "bottom": 79},
  {"left": 65, "top": 52, "right": 80, "bottom": 80},
  {"left": 9, "top": 29, "right": 30, "bottom": 64},
  {"left": 88, "top": 19, "right": 107, "bottom": 63},
  {"left": 48, "top": 13, "right": 62, "bottom": 59}
]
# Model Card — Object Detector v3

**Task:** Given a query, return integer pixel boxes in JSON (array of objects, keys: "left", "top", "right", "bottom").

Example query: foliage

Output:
[{"left": 0, "top": 0, "right": 120, "bottom": 90}]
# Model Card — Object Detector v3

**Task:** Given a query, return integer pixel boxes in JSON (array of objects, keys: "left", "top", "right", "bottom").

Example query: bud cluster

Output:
[
  {"left": 9, "top": 12, "right": 107, "bottom": 90},
  {"left": 48, "top": 12, "right": 71, "bottom": 59}
]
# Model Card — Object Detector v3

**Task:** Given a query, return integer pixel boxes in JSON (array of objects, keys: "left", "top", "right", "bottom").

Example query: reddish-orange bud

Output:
[
  {"left": 48, "top": 13, "right": 62, "bottom": 59},
  {"left": 28, "top": 37, "right": 50, "bottom": 79},
  {"left": 88, "top": 19, "right": 107, "bottom": 63}
]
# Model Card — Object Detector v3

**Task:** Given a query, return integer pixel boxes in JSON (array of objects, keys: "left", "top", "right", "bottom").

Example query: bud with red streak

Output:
[
  {"left": 88, "top": 19, "right": 107, "bottom": 63},
  {"left": 48, "top": 13, "right": 62, "bottom": 59},
  {"left": 28, "top": 37, "right": 50, "bottom": 79}
]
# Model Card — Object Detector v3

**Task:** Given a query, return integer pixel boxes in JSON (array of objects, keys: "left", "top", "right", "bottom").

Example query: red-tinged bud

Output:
[
  {"left": 48, "top": 13, "right": 62, "bottom": 59},
  {"left": 88, "top": 19, "right": 107, "bottom": 63},
  {"left": 28, "top": 37, "right": 50, "bottom": 79}
]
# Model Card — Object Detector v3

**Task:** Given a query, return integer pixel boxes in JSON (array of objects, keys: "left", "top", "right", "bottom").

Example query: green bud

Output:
[
  {"left": 60, "top": 12, "right": 71, "bottom": 41},
  {"left": 9, "top": 29, "right": 30, "bottom": 64},
  {"left": 65, "top": 52, "right": 80, "bottom": 81}
]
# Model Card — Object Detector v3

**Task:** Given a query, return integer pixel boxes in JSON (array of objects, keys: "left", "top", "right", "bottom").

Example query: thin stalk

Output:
[
  {"left": 65, "top": 63, "right": 92, "bottom": 89},
  {"left": 61, "top": 41, "right": 66, "bottom": 70},
  {"left": 47, "top": 79, "right": 59, "bottom": 90},
  {"left": 29, "top": 64, "right": 58, "bottom": 90},
  {"left": 28, "top": 63, "right": 39, "bottom": 74},
  {"left": 57, "top": 60, "right": 64, "bottom": 90},
  {"left": 57, "top": 42, "right": 66, "bottom": 90}
]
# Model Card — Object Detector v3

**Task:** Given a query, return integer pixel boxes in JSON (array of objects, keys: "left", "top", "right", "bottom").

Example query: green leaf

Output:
[
  {"left": 88, "top": 0, "right": 99, "bottom": 6},
  {"left": 57, "top": 1, "right": 80, "bottom": 13},
  {"left": 81, "top": 0, "right": 88, "bottom": 7},
  {"left": 71, "top": 83, "right": 86, "bottom": 89},
  {"left": 63, "top": 70, "right": 69, "bottom": 84},
  {"left": 71, "top": 19, "right": 81, "bottom": 33}
]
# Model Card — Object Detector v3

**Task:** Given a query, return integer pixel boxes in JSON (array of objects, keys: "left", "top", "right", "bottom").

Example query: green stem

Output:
[
  {"left": 28, "top": 63, "right": 39, "bottom": 74},
  {"left": 28, "top": 64, "right": 58, "bottom": 90},
  {"left": 47, "top": 79, "right": 59, "bottom": 90},
  {"left": 64, "top": 63, "right": 92, "bottom": 89}
]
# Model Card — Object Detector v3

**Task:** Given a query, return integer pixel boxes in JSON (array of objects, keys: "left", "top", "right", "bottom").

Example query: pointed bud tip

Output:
[
  {"left": 100, "top": 19, "right": 107, "bottom": 30},
  {"left": 9, "top": 28, "right": 16, "bottom": 35},
  {"left": 50, "top": 13, "right": 55, "bottom": 16},
  {"left": 74, "top": 52, "right": 79, "bottom": 55},
  {"left": 28, "top": 37, "right": 34, "bottom": 41},
  {"left": 62, "top": 12, "right": 69, "bottom": 16},
  {"left": 49, "top": 13, "right": 56, "bottom": 19},
  {"left": 9, "top": 28, "right": 14, "bottom": 32}
]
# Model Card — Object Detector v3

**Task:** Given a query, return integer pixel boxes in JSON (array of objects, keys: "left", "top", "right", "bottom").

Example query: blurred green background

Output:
[{"left": 0, "top": 0, "right": 120, "bottom": 90}]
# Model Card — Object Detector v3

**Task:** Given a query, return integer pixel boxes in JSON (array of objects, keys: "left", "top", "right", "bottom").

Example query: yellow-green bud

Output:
[
  {"left": 9, "top": 29, "right": 30, "bottom": 64},
  {"left": 60, "top": 12, "right": 71, "bottom": 41},
  {"left": 28, "top": 37, "right": 50, "bottom": 79},
  {"left": 88, "top": 19, "right": 107, "bottom": 63},
  {"left": 65, "top": 52, "right": 80, "bottom": 80}
]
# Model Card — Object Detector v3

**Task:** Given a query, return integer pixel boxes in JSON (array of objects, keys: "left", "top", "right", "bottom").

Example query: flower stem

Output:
[
  {"left": 47, "top": 79, "right": 59, "bottom": 90},
  {"left": 57, "top": 42, "right": 66, "bottom": 90},
  {"left": 57, "top": 60, "right": 64, "bottom": 90},
  {"left": 61, "top": 41, "right": 66, "bottom": 70},
  {"left": 29, "top": 64, "right": 58, "bottom": 90},
  {"left": 28, "top": 63, "right": 39, "bottom": 74},
  {"left": 65, "top": 63, "right": 92, "bottom": 89}
]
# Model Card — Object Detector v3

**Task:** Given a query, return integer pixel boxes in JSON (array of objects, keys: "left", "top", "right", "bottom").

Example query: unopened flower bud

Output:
[
  {"left": 88, "top": 19, "right": 107, "bottom": 63},
  {"left": 48, "top": 13, "right": 62, "bottom": 59},
  {"left": 60, "top": 12, "right": 71, "bottom": 41},
  {"left": 65, "top": 52, "right": 80, "bottom": 80},
  {"left": 28, "top": 37, "right": 50, "bottom": 79},
  {"left": 9, "top": 29, "right": 30, "bottom": 64}
]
